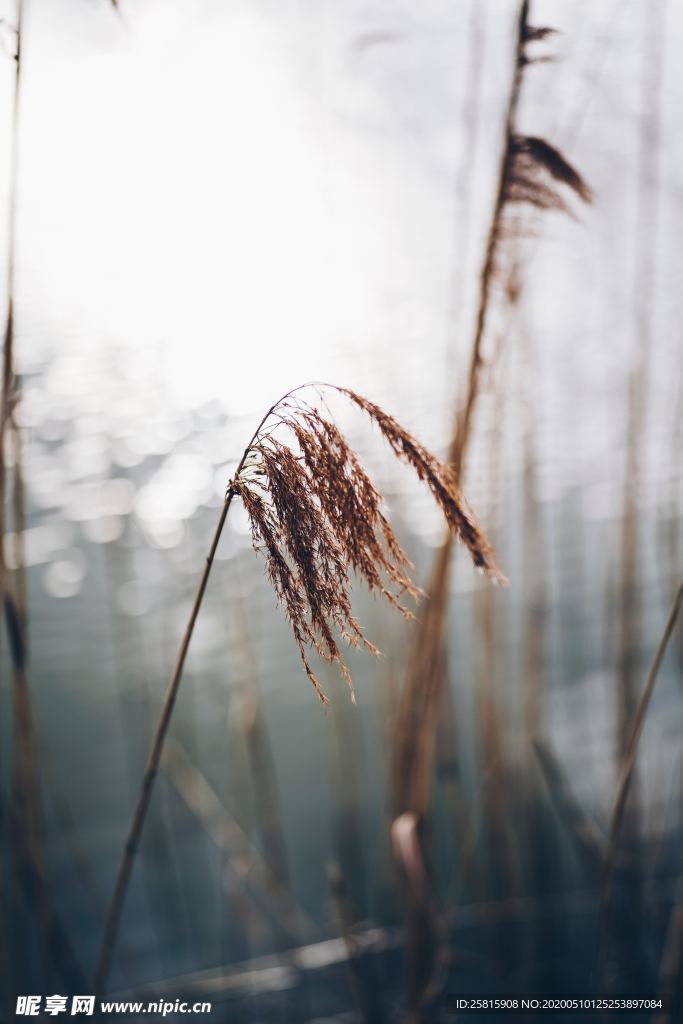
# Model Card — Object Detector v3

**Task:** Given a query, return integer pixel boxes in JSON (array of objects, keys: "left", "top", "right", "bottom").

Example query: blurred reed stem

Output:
[
  {"left": 654, "top": 877, "right": 683, "bottom": 1024},
  {"left": 392, "top": 0, "right": 530, "bottom": 821},
  {"left": 95, "top": 493, "right": 234, "bottom": 995},
  {"left": 389, "top": 6, "right": 528, "bottom": 1015},
  {"left": 390, "top": 7, "right": 530, "bottom": 1014},
  {"left": 0, "top": 0, "right": 56, "bottom": 993},
  {"left": 101, "top": 534, "right": 192, "bottom": 972},
  {"left": 391, "top": 812, "right": 442, "bottom": 1024},
  {"left": 599, "top": 581, "right": 683, "bottom": 975},
  {"left": 617, "top": 0, "right": 665, "bottom": 769}
]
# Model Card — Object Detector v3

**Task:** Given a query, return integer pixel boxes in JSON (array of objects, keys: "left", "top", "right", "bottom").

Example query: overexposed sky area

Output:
[{"left": 0, "top": 0, "right": 681, "bottom": 448}]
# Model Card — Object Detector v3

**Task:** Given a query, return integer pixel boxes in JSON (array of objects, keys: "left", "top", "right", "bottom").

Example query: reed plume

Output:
[
  {"left": 234, "top": 388, "right": 502, "bottom": 703},
  {"left": 95, "top": 382, "right": 501, "bottom": 994}
]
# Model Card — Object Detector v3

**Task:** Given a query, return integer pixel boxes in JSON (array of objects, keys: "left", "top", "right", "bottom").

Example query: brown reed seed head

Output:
[
  {"left": 505, "top": 134, "right": 592, "bottom": 216},
  {"left": 232, "top": 387, "right": 505, "bottom": 703}
]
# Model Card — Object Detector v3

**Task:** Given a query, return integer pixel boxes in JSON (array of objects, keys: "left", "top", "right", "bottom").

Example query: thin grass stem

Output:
[
  {"left": 598, "top": 581, "right": 683, "bottom": 973},
  {"left": 94, "top": 495, "right": 233, "bottom": 994}
]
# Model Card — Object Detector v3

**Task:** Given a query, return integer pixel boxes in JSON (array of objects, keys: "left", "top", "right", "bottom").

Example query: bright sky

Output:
[
  {"left": 0, "top": 0, "right": 497, "bottom": 420},
  {"left": 0, "top": 0, "right": 681, "bottom": 461},
  {"left": 7, "top": 0, "right": 345, "bottom": 411}
]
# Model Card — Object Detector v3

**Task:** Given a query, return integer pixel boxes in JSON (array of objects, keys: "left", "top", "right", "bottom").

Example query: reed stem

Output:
[
  {"left": 0, "top": 0, "right": 56, "bottom": 993},
  {"left": 94, "top": 496, "right": 232, "bottom": 994},
  {"left": 449, "top": 0, "right": 528, "bottom": 478},
  {"left": 392, "top": 0, "right": 529, "bottom": 822},
  {"left": 598, "top": 581, "right": 683, "bottom": 972}
]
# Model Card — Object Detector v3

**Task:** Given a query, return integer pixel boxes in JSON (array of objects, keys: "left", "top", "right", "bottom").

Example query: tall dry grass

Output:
[
  {"left": 388, "top": 3, "right": 593, "bottom": 1013},
  {"left": 392, "top": 0, "right": 592, "bottom": 824}
]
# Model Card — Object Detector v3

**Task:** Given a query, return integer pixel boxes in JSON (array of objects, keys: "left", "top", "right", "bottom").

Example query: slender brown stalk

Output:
[
  {"left": 94, "top": 388, "right": 304, "bottom": 992},
  {"left": 0, "top": 0, "right": 54, "bottom": 992},
  {"left": 392, "top": 0, "right": 592, "bottom": 821},
  {"left": 1, "top": 0, "right": 84, "bottom": 991},
  {"left": 101, "top": 535, "right": 187, "bottom": 964},
  {"left": 10, "top": 427, "right": 27, "bottom": 641},
  {"left": 391, "top": 0, "right": 529, "bottom": 820},
  {"left": 389, "top": 3, "right": 592, "bottom": 1010},
  {"left": 617, "top": 0, "right": 665, "bottom": 773},
  {"left": 0, "top": 0, "right": 21, "bottom": 572},
  {"left": 391, "top": 812, "right": 442, "bottom": 1024},
  {"left": 94, "top": 497, "right": 232, "bottom": 994},
  {"left": 4, "top": 597, "right": 87, "bottom": 991},
  {"left": 652, "top": 878, "right": 683, "bottom": 1024},
  {"left": 449, "top": 0, "right": 528, "bottom": 480},
  {"left": 598, "top": 581, "right": 683, "bottom": 968}
]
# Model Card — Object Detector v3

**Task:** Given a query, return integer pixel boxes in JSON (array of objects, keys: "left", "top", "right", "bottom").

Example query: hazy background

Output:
[{"left": 0, "top": 1, "right": 682, "bottom": 1020}]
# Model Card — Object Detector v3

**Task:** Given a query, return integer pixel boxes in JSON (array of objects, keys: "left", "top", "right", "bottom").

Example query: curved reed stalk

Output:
[{"left": 94, "top": 382, "right": 502, "bottom": 995}]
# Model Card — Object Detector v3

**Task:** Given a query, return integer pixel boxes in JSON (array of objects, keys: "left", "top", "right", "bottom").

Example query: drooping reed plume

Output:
[
  {"left": 95, "top": 382, "right": 502, "bottom": 994},
  {"left": 233, "top": 388, "right": 502, "bottom": 704}
]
